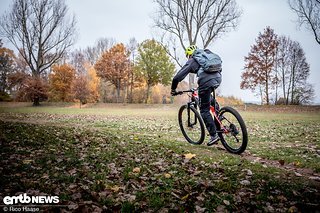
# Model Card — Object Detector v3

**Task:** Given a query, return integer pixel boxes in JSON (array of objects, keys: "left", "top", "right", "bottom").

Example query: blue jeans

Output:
[{"left": 199, "top": 87, "right": 216, "bottom": 136}]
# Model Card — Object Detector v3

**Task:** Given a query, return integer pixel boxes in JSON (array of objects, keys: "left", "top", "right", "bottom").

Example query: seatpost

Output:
[
  {"left": 212, "top": 88, "right": 216, "bottom": 100},
  {"left": 211, "top": 88, "right": 216, "bottom": 108}
]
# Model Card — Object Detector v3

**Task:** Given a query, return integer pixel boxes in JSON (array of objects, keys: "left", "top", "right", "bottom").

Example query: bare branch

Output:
[
  {"left": 153, "top": 0, "right": 242, "bottom": 86},
  {"left": 153, "top": 0, "right": 242, "bottom": 48},
  {"left": 0, "top": 0, "right": 78, "bottom": 76},
  {"left": 288, "top": 0, "right": 320, "bottom": 45}
]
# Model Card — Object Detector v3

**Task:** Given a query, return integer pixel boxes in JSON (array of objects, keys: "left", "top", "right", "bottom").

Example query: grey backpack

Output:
[{"left": 193, "top": 49, "right": 222, "bottom": 73}]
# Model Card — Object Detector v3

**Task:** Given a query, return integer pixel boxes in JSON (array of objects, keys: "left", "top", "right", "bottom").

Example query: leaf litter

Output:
[{"left": 1, "top": 107, "right": 320, "bottom": 212}]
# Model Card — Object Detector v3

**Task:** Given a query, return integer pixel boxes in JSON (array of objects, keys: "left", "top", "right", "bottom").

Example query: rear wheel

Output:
[
  {"left": 178, "top": 105, "right": 205, "bottom": 145},
  {"left": 217, "top": 106, "right": 248, "bottom": 154}
]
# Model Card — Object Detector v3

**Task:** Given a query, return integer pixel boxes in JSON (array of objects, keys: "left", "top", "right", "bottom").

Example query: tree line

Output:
[
  {"left": 0, "top": 38, "right": 175, "bottom": 105},
  {"left": 0, "top": 0, "right": 318, "bottom": 106},
  {"left": 241, "top": 27, "right": 314, "bottom": 105}
]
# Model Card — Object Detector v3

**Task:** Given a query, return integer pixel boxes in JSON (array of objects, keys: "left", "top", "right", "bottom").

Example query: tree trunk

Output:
[
  {"left": 145, "top": 84, "right": 151, "bottom": 104},
  {"left": 33, "top": 97, "right": 40, "bottom": 106},
  {"left": 282, "top": 67, "right": 286, "bottom": 104},
  {"left": 189, "top": 74, "right": 196, "bottom": 89},
  {"left": 290, "top": 50, "right": 297, "bottom": 105},
  {"left": 291, "top": 67, "right": 295, "bottom": 104},
  {"left": 259, "top": 85, "right": 263, "bottom": 105},
  {"left": 275, "top": 68, "right": 278, "bottom": 104},
  {"left": 124, "top": 80, "right": 127, "bottom": 104},
  {"left": 130, "top": 72, "right": 134, "bottom": 103},
  {"left": 117, "top": 79, "right": 121, "bottom": 103},
  {"left": 286, "top": 79, "right": 291, "bottom": 105},
  {"left": 265, "top": 72, "right": 269, "bottom": 105},
  {"left": 275, "top": 85, "right": 278, "bottom": 104}
]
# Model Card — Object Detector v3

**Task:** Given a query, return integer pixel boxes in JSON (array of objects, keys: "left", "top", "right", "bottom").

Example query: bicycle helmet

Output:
[{"left": 185, "top": 45, "right": 197, "bottom": 57}]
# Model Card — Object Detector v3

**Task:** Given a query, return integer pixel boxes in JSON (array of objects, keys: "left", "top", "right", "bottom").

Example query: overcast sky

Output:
[{"left": 1, "top": 0, "right": 319, "bottom": 103}]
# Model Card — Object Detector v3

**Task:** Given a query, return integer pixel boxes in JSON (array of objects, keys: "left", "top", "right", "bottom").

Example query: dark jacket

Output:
[{"left": 171, "top": 49, "right": 222, "bottom": 92}]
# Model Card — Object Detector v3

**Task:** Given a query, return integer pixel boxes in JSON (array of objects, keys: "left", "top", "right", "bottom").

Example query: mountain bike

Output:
[{"left": 174, "top": 88, "right": 248, "bottom": 154}]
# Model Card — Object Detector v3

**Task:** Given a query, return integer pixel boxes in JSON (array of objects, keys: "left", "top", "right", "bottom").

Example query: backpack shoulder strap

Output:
[{"left": 192, "top": 49, "right": 207, "bottom": 66}]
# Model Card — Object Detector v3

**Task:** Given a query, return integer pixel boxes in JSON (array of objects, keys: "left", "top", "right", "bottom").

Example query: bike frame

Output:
[
  {"left": 210, "top": 105, "right": 229, "bottom": 134},
  {"left": 181, "top": 88, "right": 230, "bottom": 134},
  {"left": 176, "top": 88, "right": 248, "bottom": 154}
]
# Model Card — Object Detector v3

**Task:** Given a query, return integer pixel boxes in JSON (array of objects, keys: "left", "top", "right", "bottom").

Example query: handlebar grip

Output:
[
  {"left": 173, "top": 88, "right": 197, "bottom": 96},
  {"left": 172, "top": 91, "right": 182, "bottom": 96}
]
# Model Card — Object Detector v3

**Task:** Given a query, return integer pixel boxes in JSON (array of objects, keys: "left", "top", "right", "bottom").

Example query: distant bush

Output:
[
  {"left": 0, "top": 91, "right": 12, "bottom": 102},
  {"left": 217, "top": 95, "right": 244, "bottom": 106}
]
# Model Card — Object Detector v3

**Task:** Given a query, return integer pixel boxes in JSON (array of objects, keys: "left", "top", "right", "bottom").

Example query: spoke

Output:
[{"left": 222, "top": 116, "right": 233, "bottom": 124}]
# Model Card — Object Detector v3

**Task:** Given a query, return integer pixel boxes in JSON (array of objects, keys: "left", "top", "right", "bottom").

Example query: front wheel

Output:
[
  {"left": 178, "top": 105, "right": 205, "bottom": 145},
  {"left": 217, "top": 106, "right": 248, "bottom": 154}
]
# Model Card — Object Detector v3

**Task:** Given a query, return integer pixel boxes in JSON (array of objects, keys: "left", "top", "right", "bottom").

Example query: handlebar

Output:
[{"left": 173, "top": 88, "right": 197, "bottom": 96}]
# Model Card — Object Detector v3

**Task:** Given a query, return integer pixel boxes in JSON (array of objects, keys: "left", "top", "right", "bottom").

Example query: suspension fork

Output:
[{"left": 187, "top": 102, "right": 197, "bottom": 127}]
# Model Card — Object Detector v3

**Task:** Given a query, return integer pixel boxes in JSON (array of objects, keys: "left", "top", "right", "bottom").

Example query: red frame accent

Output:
[
  {"left": 192, "top": 91, "right": 198, "bottom": 99},
  {"left": 193, "top": 91, "right": 229, "bottom": 134}
]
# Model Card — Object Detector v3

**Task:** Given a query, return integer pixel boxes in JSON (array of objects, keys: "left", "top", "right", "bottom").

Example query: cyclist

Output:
[{"left": 171, "top": 45, "right": 222, "bottom": 146}]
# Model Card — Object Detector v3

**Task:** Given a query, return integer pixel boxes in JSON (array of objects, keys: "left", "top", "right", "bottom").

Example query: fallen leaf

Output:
[
  {"left": 181, "top": 194, "right": 189, "bottom": 200},
  {"left": 277, "top": 195, "right": 287, "bottom": 202},
  {"left": 288, "top": 206, "right": 299, "bottom": 213},
  {"left": 164, "top": 173, "right": 171, "bottom": 178},
  {"left": 247, "top": 169, "right": 253, "bottom": 176},
  {"left": 223, "top": 200, "right": 230, "bottom": 205},
  {"left": 265, "top": 204, "right": 274, "bottom": 212},
  {"left": 110, "top": 185, "right": 120, "bottom": 192},
  {"left": 68, "top": 202, "right": 78, "bottom": 210},
  {"left": 216, "top": 205, "right": 227, "bottom": 213},
  {"left": 41, "top": 174, "right": 49, "bottom": 179},
  {"left": 22, "top": 159, "right": 33, "bottom": 164},
  {"left": 279, "top": 159, "right": 285, "bottom": 166},
  {"left": 68, "top": 168, "right": 77, "bottom": 175},
  {"left": 184, "top": 153, "right": 196, "bottom": 159},
  {"left": 242, "top": 169, "right": 253, "bottom": 176},
  {"left": 195, "top": 205, "right": 206, "bottom": 213},
  {"left": 125, "top": 194, "right": 136, "bottom": 202},
  {"left": 293, "top": 161, "right": 301, "bottom": 167},
  {"left": 309, "top": 176, "right": 320, "bottom": 181},
  {"left": 240, "top": 180, "right": 251, "bottom": 185},
  {"left": 71, "top": 192, "right": 82, "bottom": 200},
  {"left": 133, "top": 167, "right": 141, "bottom": 173}
]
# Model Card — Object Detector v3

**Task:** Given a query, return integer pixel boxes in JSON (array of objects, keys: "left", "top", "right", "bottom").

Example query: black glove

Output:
[{"left": 171, "top": 89, "right": 177, "bottom": 96}]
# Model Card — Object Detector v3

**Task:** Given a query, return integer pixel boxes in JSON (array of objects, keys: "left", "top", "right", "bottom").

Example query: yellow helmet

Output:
[{"left": 185, "top": 45, "right": 197, "bottom": 57}]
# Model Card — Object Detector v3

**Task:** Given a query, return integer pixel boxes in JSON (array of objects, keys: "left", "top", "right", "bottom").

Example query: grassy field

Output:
[{"left": 0, "top": 103, "right": 319, "bottom": 212}]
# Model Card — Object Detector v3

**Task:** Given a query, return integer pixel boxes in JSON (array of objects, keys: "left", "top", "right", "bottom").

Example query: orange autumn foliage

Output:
[
  {"left": 49, "top": 64, "right": 75, "bottom": 102},
  {"left": 85, "top": 63, "right": 100, "bottom": 103},
  {"left": 94, "top": 43, "right": 130, "bottom": 102}
]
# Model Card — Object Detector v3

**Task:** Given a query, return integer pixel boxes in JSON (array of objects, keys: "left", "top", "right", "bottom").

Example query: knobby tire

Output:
[{"left": 178, "top": 105, "right": 205, "bottom": 145}]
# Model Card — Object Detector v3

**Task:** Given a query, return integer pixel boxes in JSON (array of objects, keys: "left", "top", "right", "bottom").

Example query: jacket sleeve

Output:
[{"left": 171, "top": 58, "right": 200, "bottom": 90}]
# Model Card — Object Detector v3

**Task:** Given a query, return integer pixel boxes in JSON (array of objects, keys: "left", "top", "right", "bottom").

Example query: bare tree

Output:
[
  {"left": 83, "top": 37, "right": 116, "bottom": 65},
  {"left": 0, "top": 0, "right": 77, "bottom": 105},
  {"left": 273, "top": 35, "right": 314, "bottom": 105},
  {"left": 70, "top": 49, "right": 86, "bottom": 75},
  {"left": 276, "top": 36, "right": 293, "bottom": 104},
  {"left": 153, "top": 0, "right": 242, "bottom": 86},
  {"left": 288, "top": 0, "right": 320, "bottom": 45},
  {"left": 126, "top": 37, "right": 138, "bottom": 103},
  {"left": 287, "top": 41, "right": 311, "bottom": 104},
  {"left": 0, "top": 0, "right": 77, "bottom": 77}
]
